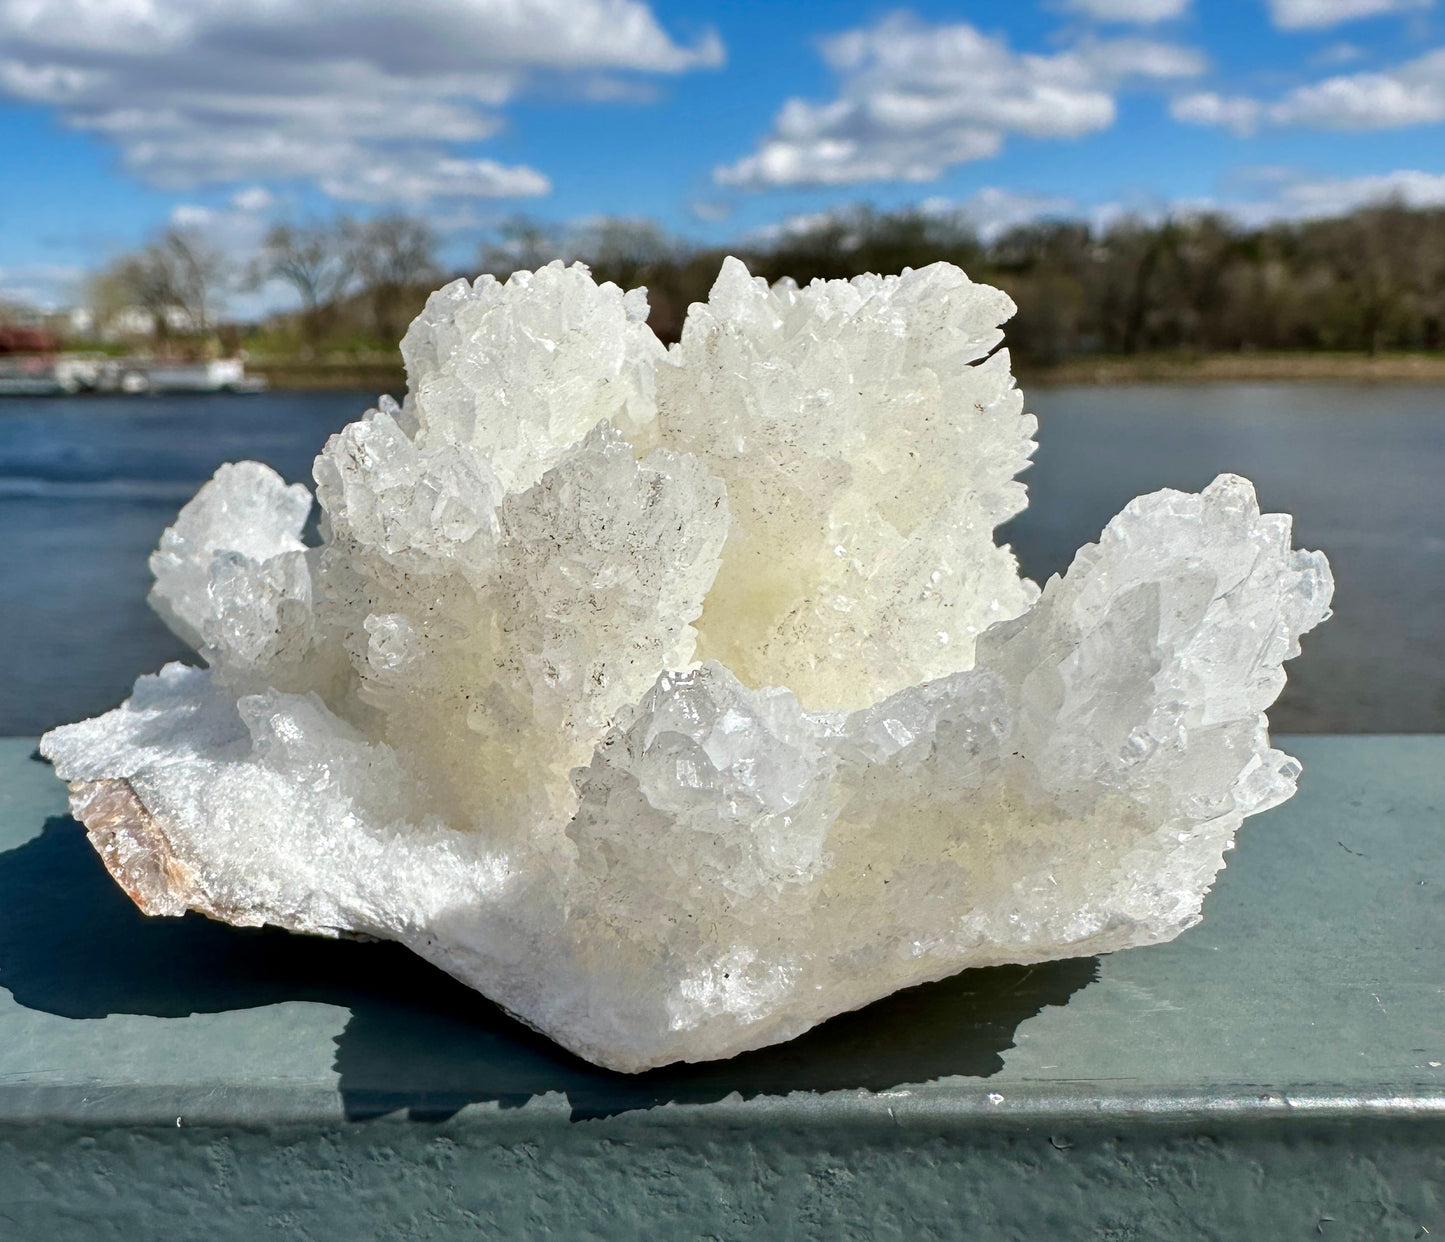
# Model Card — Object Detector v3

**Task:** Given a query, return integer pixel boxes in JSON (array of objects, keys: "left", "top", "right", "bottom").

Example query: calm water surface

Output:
[{"left": 0, "top": 383, "right": 1440, "bottom": 736}]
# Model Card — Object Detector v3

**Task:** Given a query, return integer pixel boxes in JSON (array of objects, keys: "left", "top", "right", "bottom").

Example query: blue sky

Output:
[{"left": 3, "top": 0, "right": 1445, "bottom": 309}]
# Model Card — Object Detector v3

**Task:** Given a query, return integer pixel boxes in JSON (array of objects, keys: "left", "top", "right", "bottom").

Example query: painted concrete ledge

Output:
[{"left": 0, "top": 735, "right": 1440, "bottom": 1240}]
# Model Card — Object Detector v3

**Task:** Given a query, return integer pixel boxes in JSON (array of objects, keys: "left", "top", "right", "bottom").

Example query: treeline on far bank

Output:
[
  {"left": 534, "top": 202, "right": 1445, "bottom": 362},
  {"left": 68, "top": 200, "right": 1445, "bottom": 367}
]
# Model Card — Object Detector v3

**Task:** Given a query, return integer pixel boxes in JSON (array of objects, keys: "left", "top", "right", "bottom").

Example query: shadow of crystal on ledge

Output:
[{"left": 0, "top": 813, "right": 1098, "bottom": 1121}]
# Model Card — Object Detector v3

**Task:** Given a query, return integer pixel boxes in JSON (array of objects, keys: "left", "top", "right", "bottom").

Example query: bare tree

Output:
[
  {"left": 97, "top": 227, "right": 228, "bottom": 346},
  {"left": 573, "top": 217, "right": 676, "bottom": 287},
  {"left": 346, "top": 215, "right": 439, "bottom": 344},
  {"left": 156, "top": 227, "right": 228, "bottom": 335},
  {"left": 100, "top": 251, "right": 175, "bottom": 344},
  {"left": 251, "top": 220, "right": 354, "bottom": 351},
  {"left": 479, "top": 215, "right": 565, "bottom": 277}
]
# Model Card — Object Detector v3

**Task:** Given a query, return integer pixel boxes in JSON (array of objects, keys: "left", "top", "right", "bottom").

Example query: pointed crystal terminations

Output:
[{"left": 42, "top": 258, "right": 1332, "bottom": 1072}]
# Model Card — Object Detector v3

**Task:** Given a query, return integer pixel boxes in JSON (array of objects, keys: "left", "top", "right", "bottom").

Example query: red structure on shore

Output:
[{"left": 0, "top": 325, "right": 57, "bottom": 355}]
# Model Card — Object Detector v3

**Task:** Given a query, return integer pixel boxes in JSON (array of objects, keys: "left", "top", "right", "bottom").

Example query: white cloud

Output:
[
  {"left": 319, "top": 157, "right": 551, "bottom": 204},
  {"left": 742, "top": 209, "right": 853, "bottom": 247},
  {"left": 747, "top": 171, "right": 1445, "bottom": 255},
  {"left": 935, "top": 187, "right": 1077, "bottom": 240},
  {"left": 1242, "top": 167, "right": 1445, "bottom": 219},
  {"left": 0, "top": 0, "right": 721, "bottom": 204},
  {"left": 158, "top": 187, "right": 316, "bottom": 319},
  {"left": 715, "top": 15, "right": 1203, "bottom": 189},
  {"left": 745, "top": 188, "right": 1075, "bottom": 249},
  {"left": 0, "top": 261, "right": 86, "bottom": 310},
  {"left": 230, "top": 186, "right": 275, "bottom": 214},
  {"left": 1173, "top": 47, "right": 1445, "bottom": 133},
  {"left": 689, "top": 200, "right": 734, "bottom": 223},
  {"left": 1063, "top": 0, "right": 1191, "bottom": 23},
  {"left": 168, "top": 204, "right": 215, "bottom": 228},
  {"left": 1266, "top": 0, "right": 1431, "bottom": 30},
  {"left": 166, "top": 187, "right": 277, "bottom": 260},
  {"left": 0, "top": 0, "right": 721, "bottom": 71},
  {"left": 1313, "top": 41, "right": 1365, "bottom": 65},
  {"left": 1170, "top": 91, "right": 1263, "bottom": 134},
  {"left": 1272, "top": 49, "right": 1445, "bottom": 126},
  {"left": 1088, "top": 166, "right": 1445, "bottom": 228}
]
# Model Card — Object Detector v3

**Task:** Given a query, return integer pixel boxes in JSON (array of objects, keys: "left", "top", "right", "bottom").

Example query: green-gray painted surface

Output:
[{"left": 0, "top": 735, "right": 1441, "bottom": 1239}]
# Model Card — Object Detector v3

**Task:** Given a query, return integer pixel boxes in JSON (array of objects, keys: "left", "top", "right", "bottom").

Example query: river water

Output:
[{"left": 1, "top": 383, "right": 1440, "bottom": 736}]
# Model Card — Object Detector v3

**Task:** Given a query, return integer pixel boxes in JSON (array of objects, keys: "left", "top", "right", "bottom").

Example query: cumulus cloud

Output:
[
  {"left": 1063, "top": 0, "right": 1192, "bottom": 23},
  {"left": 1243, "top": 167, "right": 1445, "bottom": 218},
  {"left": 1173, "top": 47, "right": 1445, "bottom": 134},
  {"left": 1170, "top": 91, "right": 1263, "bottom": 134},
  {"left": 716, "top": 15, "right": 1203, "bottom": 189},
  {"left": 1271, "top": 50, "right": 1445, "bottom": 126},
  {"left": 746, "top": 188, "right": 1075, "bottom": 250},
  {"left": 230, "top": 186, "right": 275, "bottom": 214},
  {"left": 319, "top": 158, "right": 551, "bottom": 204},
  {"left": 0, "top": 0, "right": 720, "bottom": 204},
  {"left": 1266, "top": 0, "right": 1431, "bottom": 30}
]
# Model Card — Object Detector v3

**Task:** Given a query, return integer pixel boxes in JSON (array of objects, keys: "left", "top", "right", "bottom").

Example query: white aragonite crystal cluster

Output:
[{"left": 41, "top": 258, "right": 1333, "bottom": 1073}]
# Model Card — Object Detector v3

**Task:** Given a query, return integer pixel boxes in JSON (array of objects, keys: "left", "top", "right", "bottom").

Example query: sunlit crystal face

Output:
[{"left": 42, "top": 258, "right": 1333, "bottom": 1072}]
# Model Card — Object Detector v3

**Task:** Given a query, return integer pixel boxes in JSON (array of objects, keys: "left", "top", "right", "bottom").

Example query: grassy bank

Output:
[
  {"left": 248, "top": 355, "right": 405, "bottom": 395},
  {"left": 1019, "top": 351, "right": 1445, "bottom": 386},
  {"left": 249, "top": 349, "right": 1445, "bottom": 393}
]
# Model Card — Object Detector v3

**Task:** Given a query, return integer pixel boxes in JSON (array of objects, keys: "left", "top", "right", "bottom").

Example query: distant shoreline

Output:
[
  {"left": 1019, "top": 351, "right": 1445, "bottom": 386},
  {"left": 244, "top": 350, "right": 1445, "bottom": 394},
  {"left": 248, "top": 359, "right": 406, "bottom": 395}
]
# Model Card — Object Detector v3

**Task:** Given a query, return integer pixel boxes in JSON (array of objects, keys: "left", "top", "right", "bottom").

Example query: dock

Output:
[{"left": 0, "top": 355, "right": 266, "bottom": 396}]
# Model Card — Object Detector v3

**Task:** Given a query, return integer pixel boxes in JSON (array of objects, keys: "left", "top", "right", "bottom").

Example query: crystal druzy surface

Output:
[{"left": 42, "top": 259, "right": 1333, "bottom": 1072}]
